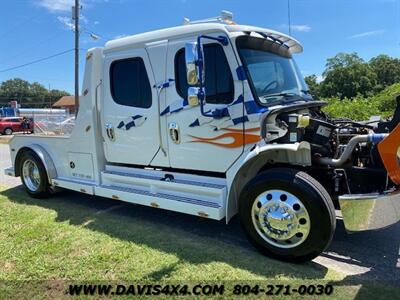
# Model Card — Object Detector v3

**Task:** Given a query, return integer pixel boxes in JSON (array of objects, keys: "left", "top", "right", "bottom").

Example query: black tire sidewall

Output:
[
  {"left": 239, "top": 168, "right": 335, "bottom": 262},
  {"left": 19, "top": 151, "right": 50, "bottom": 197}
]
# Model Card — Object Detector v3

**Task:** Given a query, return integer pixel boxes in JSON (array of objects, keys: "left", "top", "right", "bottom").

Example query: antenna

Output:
[{"left": 287, "top": 0, "right": 292, "bottom": 36}]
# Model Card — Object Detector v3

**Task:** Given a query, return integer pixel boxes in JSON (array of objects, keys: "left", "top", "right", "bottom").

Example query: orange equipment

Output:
[{"left": 378, "top": 123, "right": 400, "bottom": 185}]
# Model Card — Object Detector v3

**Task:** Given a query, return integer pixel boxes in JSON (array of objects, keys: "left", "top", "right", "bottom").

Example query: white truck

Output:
[{"left": 5, "top": 12, "right": 400, "bottom": 262}]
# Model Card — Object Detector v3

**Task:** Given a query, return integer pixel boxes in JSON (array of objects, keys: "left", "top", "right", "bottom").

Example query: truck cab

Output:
[{"left": 5, "top": 12, "right": 400, "bottom": 262}]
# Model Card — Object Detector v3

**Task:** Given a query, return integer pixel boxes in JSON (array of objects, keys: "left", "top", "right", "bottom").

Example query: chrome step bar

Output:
[
  {"left": 51, "top": 165, "right": 227, "bottom": 220},
  {"left": 103, "top": 169, "right": 226, "bottom": 189},
  {"left": 95, "top": 184, "right": 224, "bottom": 220},
  {"left": 101, "top": 166, "right": 226, "bottom": 205}
]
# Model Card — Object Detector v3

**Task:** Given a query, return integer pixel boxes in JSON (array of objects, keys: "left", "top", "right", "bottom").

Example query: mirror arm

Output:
[
  {"left": 196, "top": 35, "right": 229, "bottom": 118},
  {"left": 198, "top": 88, "right": 214, "bottom": 118}
]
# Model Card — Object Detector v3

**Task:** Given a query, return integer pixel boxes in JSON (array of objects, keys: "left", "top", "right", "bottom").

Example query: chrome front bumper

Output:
[{"left": 339, "top": 189, "right": 400, "bottom": 232}]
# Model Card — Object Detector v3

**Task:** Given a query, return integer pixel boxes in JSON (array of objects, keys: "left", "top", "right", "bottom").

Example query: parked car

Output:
[{"left": 0, "top": 117, "right": 33, "bottom": 135}]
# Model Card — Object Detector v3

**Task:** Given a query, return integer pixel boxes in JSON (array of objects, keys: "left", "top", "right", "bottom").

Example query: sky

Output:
[{"left": 0, "top": 0, "right": 399, "bottom": 93}]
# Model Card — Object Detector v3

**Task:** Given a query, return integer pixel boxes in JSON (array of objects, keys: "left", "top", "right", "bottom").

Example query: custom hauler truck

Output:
[{"left": 5, "top": 12, "right": 400, "bottom": 262}]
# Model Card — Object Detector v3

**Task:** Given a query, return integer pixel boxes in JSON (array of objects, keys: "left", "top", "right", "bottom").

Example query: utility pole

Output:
[
  {"left": 72, "top": 1, "right": 80, "bottom": 116},
  {"left": 48, "top": 84, "right": 51, "bottom": 108}
]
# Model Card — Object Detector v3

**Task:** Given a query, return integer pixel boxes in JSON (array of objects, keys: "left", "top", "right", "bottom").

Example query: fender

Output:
[
  {"left": 15, "top": 144, "right": 58, "bottom": 182},
  {"left": 225, "top": 141, "right": 312, "bottom": 223}
]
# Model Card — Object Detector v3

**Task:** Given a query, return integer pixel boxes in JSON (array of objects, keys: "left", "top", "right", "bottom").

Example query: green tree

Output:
[
  {"left": 304, "top": 75, "right": 320, "bottom": 98},
  {"left": 0, "top": 78, "right": 30, "bottom": 100},
  {"left": 323, "top": 52, "right": 364, "bottom": 75},
  {"left": 369, "top": 55, "right": 400, "bottom": 89},
  {"left": 48, "top": 89, "right": 70, "bottom": 108},
  {"left": 0, "top": 78, "right": 70, "bottom": 108},
  {"left": 320, "top": 53, "right": 377, "bottom": 99},
  {"left": 323, "top": 83, "right": 400, "bottom": 120}
]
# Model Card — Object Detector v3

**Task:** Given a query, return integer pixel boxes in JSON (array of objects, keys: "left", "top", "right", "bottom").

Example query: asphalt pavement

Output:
[{"left": 0, "top": 143, "right": 399, "bottom": 284}]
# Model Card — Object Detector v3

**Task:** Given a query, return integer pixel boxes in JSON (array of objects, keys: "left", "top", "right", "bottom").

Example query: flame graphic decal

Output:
[{"left": 189, "top": 128, "right": 261, "bottom": 148}]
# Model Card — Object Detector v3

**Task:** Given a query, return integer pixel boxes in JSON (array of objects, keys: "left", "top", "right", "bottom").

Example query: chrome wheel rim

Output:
[
  {"left": 5, "top": 128, "right": 12, "bottom": 135},
  {"left": 22, "top": 159, "right": 41, "bottom": 192},
  {"left": 251, "top": 189, "right": 311, "bottom": 249}
]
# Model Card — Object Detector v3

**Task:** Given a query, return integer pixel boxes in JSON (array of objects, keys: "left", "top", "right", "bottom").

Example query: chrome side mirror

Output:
[
  {"left": 185, "top": 42, "right": 204, "bottom": 86},
  {"left": 187, "top": 87, "right": 200, "bottom": 106}
]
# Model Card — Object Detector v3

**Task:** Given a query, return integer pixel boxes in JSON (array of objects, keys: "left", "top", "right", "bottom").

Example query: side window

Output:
[
  {"left": 110, "top": 57, "right": 152, "bottom": 108},
  {"left": 175, "top": 43, "right": 234, "bottom": 104}
]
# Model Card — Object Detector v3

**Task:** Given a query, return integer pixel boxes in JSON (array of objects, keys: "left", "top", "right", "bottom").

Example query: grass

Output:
[{"left": 0, "top": 186, "right": 397, "bottom": 299}]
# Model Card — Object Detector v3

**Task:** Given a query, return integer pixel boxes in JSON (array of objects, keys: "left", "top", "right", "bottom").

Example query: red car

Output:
[{"left": 0, "top": 117, "right": 33, "bottom": 135}]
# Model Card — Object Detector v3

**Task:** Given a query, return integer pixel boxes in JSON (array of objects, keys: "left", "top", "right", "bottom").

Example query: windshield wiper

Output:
[
  {"left": 261, "top": 92, "right": 298, "bottom": 99},
  {"left": 259, "top": 92, "right": 306, "bottom": 106}
]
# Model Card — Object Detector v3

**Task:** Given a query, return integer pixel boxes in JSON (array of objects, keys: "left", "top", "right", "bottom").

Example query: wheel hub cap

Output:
[
  {"left": 265, "top": 205, "right": 294, "bottom": 234},
  {"left": 22, "top": 159, "right": 41, "bottom": 192},
  {"left": 252, "top": 190, "right": 310, "bottom": 248}
]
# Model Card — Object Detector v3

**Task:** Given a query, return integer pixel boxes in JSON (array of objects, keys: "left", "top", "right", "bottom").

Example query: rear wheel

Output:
[
  {"left": 4, "top": 128, "right": 13, "bottom": 135},
  {"left": 239, "top": 168, "right": 336, "bottom": 263},
  {"left": 19, "top": 151, "right": 51, "bottom": 198}
]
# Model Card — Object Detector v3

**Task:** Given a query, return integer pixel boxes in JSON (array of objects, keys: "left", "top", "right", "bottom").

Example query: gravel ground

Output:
[
  {"left": 0, "top": 143, "right": 399, "bottom": 284},
  {"left": 0, "top": 143, "right": 20, "bottom": 188}
]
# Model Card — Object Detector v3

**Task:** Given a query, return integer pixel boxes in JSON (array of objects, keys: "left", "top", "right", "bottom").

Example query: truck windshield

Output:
[{"left": 236, "top": 36, "right": 311, "bottom": 106}]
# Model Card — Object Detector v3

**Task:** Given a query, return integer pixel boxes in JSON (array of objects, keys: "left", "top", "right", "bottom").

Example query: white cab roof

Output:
[{"left": 104, "top": 23, "right": 303, "bottom": 54}]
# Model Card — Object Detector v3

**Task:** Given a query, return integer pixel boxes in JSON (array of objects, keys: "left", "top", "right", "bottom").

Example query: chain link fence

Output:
[{"left": 18, "top": 109, "right": 75, "bottom": 136}]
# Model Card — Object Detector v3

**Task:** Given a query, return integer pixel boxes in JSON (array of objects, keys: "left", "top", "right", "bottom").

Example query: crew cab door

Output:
[
  {"left": 164, "top": 35, "right": 245, "bottom": 172},
  {"left": 101, "top": 48, "right": 160, "bottom": 165}
]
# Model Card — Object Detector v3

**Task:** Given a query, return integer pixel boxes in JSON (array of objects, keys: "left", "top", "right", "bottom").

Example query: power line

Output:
[
  {"left": 0, "top": 32, "right": 67, "bottom": 65},
  {"left": 82, "top": 24, "right": 114, "bottom": 40},
  {"left": 0, "top": 49, "right": 74, "bottom": 73}
]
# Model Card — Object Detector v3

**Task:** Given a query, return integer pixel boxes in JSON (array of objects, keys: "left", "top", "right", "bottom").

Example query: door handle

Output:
[
  {"left": 105, "top": 123, "right": 115, "bottom": 141},
  {"left": 169, "top": 122, "right": 180, "bottom": 144}
]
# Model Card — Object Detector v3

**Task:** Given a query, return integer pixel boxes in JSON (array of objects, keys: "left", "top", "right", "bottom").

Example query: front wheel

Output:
[{"left": 239, "top": 168, "right": 336, "bottom": 263}]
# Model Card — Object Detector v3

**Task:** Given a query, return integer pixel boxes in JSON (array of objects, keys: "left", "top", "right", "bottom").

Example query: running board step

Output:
[
  {"left": 103, "top": 170, "right": 225, "bottom": 189},
  {"left": 95, "top": 185, "right": 225, "bottom": 220},
  {"left": 101, "top": 165, "right": 227, "bottom": 208}
]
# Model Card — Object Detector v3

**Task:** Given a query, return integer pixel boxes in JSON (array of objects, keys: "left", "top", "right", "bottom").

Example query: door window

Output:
[
  {"left": 175, "top": 43, "right": 234, "bottom": 104},
  {"left": 110, "top": 57, "right": 152, "bottom": 108}
]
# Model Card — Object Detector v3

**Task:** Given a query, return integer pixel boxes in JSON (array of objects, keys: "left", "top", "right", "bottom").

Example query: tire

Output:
[
  {"left": 19, "top": 150, "right": 51, "bottom": 198},
  {"left": 239, "top": 168, "right": 336, "bottom": 263},
  {"left": 4, "top": 128, "right": 13, "bottom": 135}
]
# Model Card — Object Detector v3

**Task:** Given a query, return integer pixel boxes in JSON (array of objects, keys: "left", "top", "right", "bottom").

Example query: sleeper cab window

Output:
[
  {"left": 110, "top": 57, "right": 152, "bottom": 108},
  {"left": 175, "top": 43, "right": 234, "bottom": 105}
]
